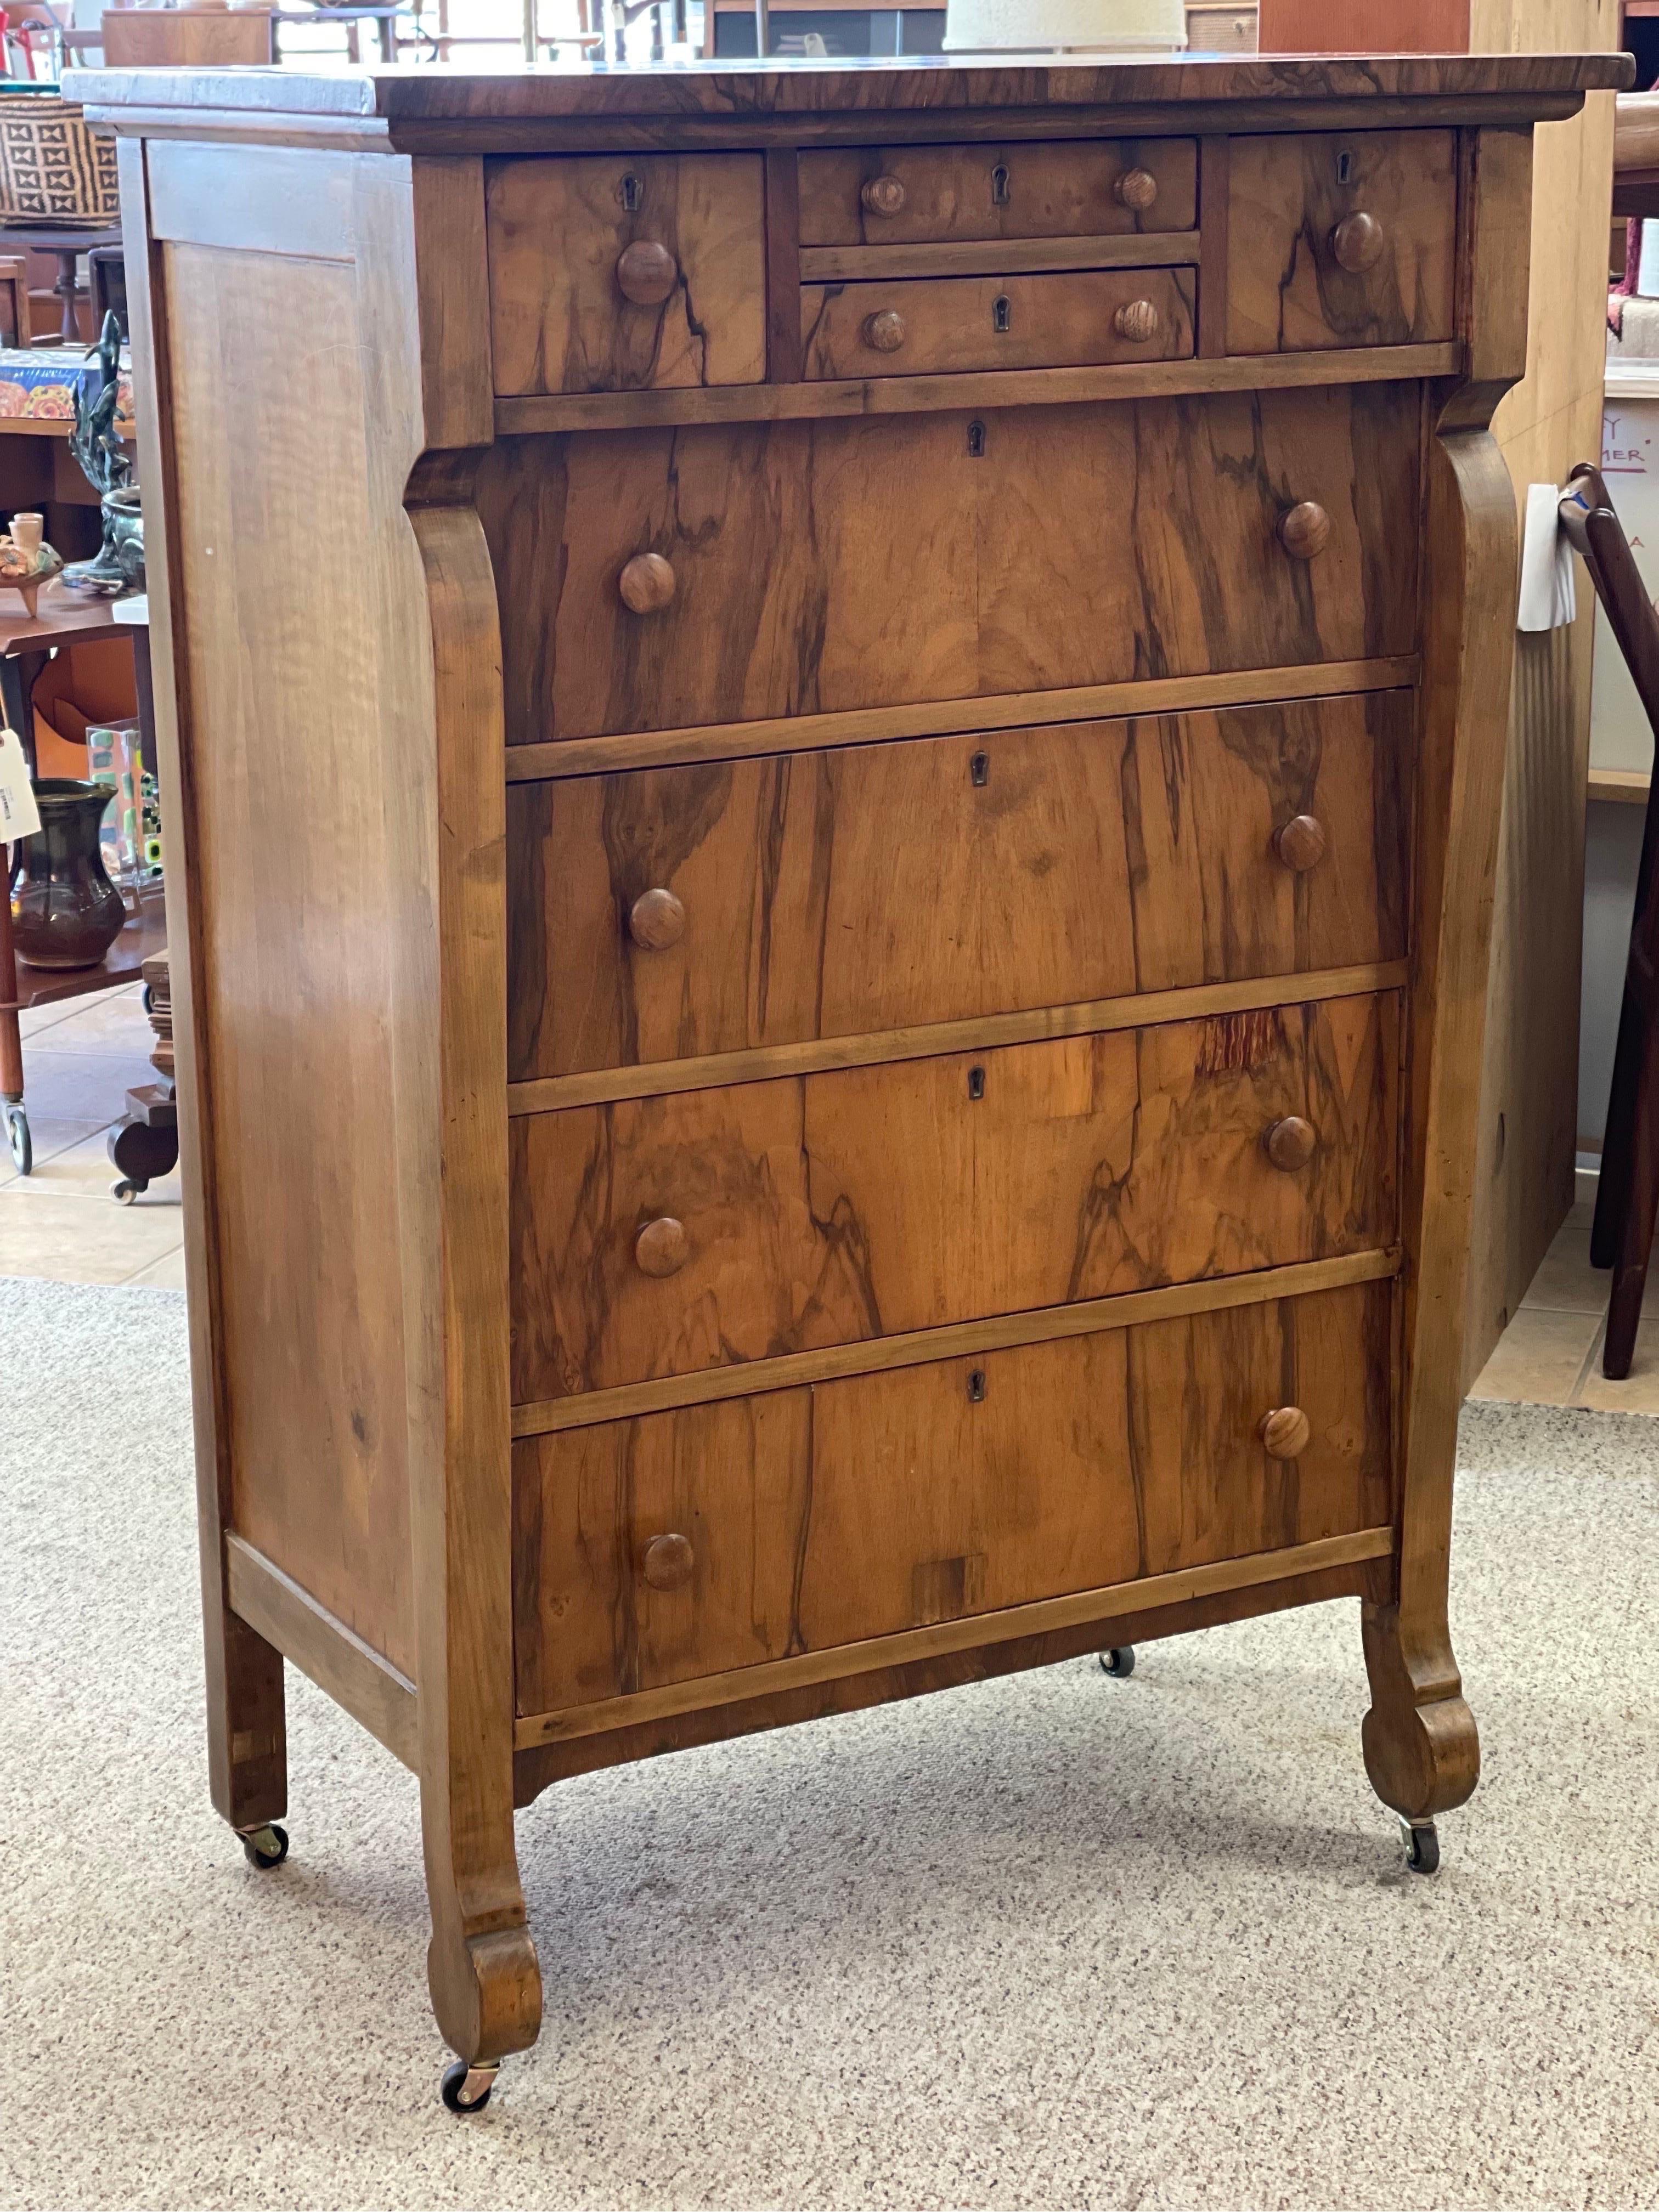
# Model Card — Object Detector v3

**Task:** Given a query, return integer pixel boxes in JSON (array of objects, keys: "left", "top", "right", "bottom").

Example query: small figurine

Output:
[
  {"left": 0, "top": 511, "right": 63, "bottom": 619},
  {"left": 65, "top": 310, "right": 140, "bottom": 597}
]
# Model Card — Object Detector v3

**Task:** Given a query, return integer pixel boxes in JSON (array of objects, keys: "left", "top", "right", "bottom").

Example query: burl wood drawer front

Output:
[
  {"left": 486, "top": 154, "right": 766, "bottom": 395},
  {"left": 1226, "top": 132, "right": 1457, "bottom": 355},
  {"left": 506, "top": 694, "right": 1410, "bottom": 1083},
  {"left": 797, "top": 139, "right": 1198, "bottom": 245},
  {"left": 512, "top": 1280, "right": 1392, "bottom": 1715},
  {"left": 478, "top": 386, "right": 1421, "bottom": 745},
  {"left": 800, "top": 268, "right": 1195, "bottom": 379},
  {"left": 508, "top": 994, "right": 1397, "bottom": 1402}
]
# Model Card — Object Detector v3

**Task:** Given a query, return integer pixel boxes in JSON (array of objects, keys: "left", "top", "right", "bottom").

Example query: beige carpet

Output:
[{"left": 3, "top": 1275, "right": 1657, "bottom": 2212}]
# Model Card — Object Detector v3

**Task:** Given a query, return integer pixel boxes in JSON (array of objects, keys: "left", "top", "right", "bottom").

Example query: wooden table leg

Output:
[
  {"left": 52, "top": 248, "right": 80, "bottom": 346},
  {"left": 0, "top": 846, "right": 30, "bottom": 1173}
]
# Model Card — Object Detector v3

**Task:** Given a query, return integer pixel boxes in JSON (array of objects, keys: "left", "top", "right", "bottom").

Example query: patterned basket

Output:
[{"left": 0, "top": 94, "right": 120, "bottom": 228}]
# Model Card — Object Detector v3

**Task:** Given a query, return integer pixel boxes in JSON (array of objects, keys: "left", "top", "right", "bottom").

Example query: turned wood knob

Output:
[
  {"left": 1273, "top": 814, "right": 1327, "bottom": 873},
  {"left": 1264, "top": 1115, "right": 1317, "bottom": 1172},
  {"left": 1330, "top": 211, "right": 1385, "bottom": 274},
  {"left": 615, "top": 239, "right": 678, "bottom": 306},
  {"left": 861, "top": 173, "right": 906, "bottom": 217},
  {"left": 641, "top": 1532, "right": 695, "bottom": 1591},
  {"left": 1277, "top": 502, "right": 1332, "bottom": 561},
  {"left": 1115, "top": 166, "right": 1159, "bottom": 211},
  {"left": 618, "top": 552, "right": 676, "bottom": 614},
  {"left": 635, "top": 1216, "right": 688, "bottom": 1277},
  {"left": 864, "top": 309, "right": 906, "bottom": 354},
  {"left": 628, "top": 887, "right": 685, "bottom": 951},
  {"left": 1113, "top": 298, "right": 1161, "bottom": 345},
  {"left": 1259, "top": 1406, "right": 1312, "bottom": 1461}
]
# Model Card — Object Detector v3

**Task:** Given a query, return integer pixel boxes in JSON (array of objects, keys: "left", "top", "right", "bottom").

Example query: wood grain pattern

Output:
[
  {"left": 1226, "top": 131, "right": 1458, "bottom": 354},
  {"left": 511, "top": 1280, "right": 1392, "bottom": 1717},
  {"left": 797, "top": 138, "right": 1198, "bottom": 245},
  {"left": 486, "top": 153, "right": 765, "bottom": 395},
  {"left": 798, "top": 230, "right": 1201, "bottom": 280},
  {"left": 505, "top": 694, "right": 1411, "bottom": 1082},
  {"left": 476, "top": 384, "right": 1423, "bottom": 746},
  {"left": 799, "top": 266, "right": 1195, "bottom": 378},
  {"left": 508, "top": 994, "right": 1398, "bottom": 1402}
]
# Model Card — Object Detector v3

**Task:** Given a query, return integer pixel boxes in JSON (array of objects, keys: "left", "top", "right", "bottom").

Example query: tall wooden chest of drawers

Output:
[{"left": 74, "top": 49, "right": 1627, "bottom": 2106}]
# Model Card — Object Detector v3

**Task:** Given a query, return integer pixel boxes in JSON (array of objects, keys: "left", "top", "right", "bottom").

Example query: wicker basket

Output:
[{"left": 0, "top": 94, "right": 120, "bottom": 228}]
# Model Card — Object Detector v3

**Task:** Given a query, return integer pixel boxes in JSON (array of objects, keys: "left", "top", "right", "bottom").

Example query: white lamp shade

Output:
[{"left": 944, "top": 0, "right": 1185, "bottom": 48}]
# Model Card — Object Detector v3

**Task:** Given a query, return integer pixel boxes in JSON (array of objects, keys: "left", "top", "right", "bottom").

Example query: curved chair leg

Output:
[{"left": 1359, "top": 1600, "right": 1480, "bottom": 1825}]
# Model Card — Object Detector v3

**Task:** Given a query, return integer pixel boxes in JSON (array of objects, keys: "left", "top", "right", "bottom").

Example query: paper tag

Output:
[
  {"left": 0, "top": 726, "right": 38, "bottom": 844},
  {"left": 1517, "top": 482, "right": 1579, "bottom": 633}
]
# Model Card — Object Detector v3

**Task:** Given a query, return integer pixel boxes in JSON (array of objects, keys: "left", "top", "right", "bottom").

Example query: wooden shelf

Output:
[{"left": 1589, "top": 765, "right": 1652, "bottom": 805}]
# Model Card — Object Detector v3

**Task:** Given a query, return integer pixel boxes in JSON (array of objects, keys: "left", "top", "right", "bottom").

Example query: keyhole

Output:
[
  {"left": 619, "top": 172, "right": 644, "bottom": 211},
  {"left": 967, "top": 420, "right": 986, "bottom": 457},
  {"left": 991, "top": 163, "right": 1010, "bottom": 205},
  {"left": 970, "top": 751, "right": 989, "bottom": 787},
  {"left": 1335, "top": 151, "right": 1352, "bottom": 185},
  {"left": 967, "top": 1066, "right": 986, "bottom": 1101},
  {"left": 993, "top": 295, "right": 1012, "bottom": 333},
  {"left": 967, "top": 1370, "right": 987, "bottom": 1403}
]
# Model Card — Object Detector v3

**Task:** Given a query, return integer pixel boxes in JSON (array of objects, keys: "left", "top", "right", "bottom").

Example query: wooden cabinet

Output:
[{"left": 79, "top": 47, "right": 1626, "bottom": 2106}]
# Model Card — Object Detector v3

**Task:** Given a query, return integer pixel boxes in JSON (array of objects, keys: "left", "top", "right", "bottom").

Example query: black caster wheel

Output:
[
  {"left": 1398, "top": 1816, "right": 1440, "bottom": 1875},
  {"left": 441, "top": 2060, "right": 499, "bottom": 2115},
  {"left": 239, "top": 1821, "right": 289, "bottom": 1870},
  {"left": 111, "top": 1178, "right": 141, "bottom": 1205},
  {"left": 1097, "top": 1646, "right": 1136, "bottom": 1679},
  {"left": 5, "top": 1103, "right": 31, "bottom": 1177}
]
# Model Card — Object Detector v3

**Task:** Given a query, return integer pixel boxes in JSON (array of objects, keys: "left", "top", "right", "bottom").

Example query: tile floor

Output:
[
  {"left": 0, "top": 980, "right": 184, "bottom": 1287},
  {"left": 2, "top": 987, "right": 1656, "bottom": 1410}
]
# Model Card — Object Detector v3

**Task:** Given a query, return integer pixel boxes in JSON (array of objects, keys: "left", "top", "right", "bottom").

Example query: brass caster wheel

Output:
[
  {"left": 5, "top": 1102, "right": 31, "bottom": 1177},
  {"left": 1398, "top": 1815, "right": 1440, "bottom": 1876},
  {"left": 1097, "top": 1646, "right": 1135, "bottom": 1679},
  {"left": 239, "top": 1821, "right": 289, "bottom": 1870},
  {"left": 441, "top": 2060, "right": 499, "bottom": 2114}
]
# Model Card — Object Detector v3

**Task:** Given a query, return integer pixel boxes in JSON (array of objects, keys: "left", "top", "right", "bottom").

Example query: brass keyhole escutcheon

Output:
[
  {"left": 991, "top": 162, "right": 1011, "bottom": 206},
  {"left": 993, "top": 294, "right": 1012, "bottom": 333}
]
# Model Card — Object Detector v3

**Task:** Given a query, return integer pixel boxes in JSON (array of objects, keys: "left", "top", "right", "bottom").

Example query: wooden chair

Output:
[
  {"left": 1559, "top": 461, "right": 1659, "bottom": 1376},
  {"left": 0, "top": 256, "right": 28, "bottom": 349}
]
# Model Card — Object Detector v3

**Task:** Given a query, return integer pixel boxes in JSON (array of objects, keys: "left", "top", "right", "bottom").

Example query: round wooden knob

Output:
[
  {"left": 860, "top": 174, "right": 905, "bottom": 217},
  {"left": 1115, "top": 166, "right": 1159, "bottom": 211},
  {"left": 1330, "top": 211, "right": 1385, "bottom": 274},
  {"left": 1273, "top": 814, "right": 1327, "bottom": 873},
  {"left": 1277, "top": 502, "right": 1332, "bottom": 562},
  {"left": 618, "top": 552, "right": 676, "bottom": 614},
  {"left": 1113, "top": 298, "right": 1161, "bottom": 345},
  {"left": 864, "top": 309, "right": 906, "bottom": 354},
  {"left": 615, "top": 240, "right": 678, "bottom": 306},
  {"left": 1264, "top": 1116, "right": 1317, "bottom": 1172},
  {"left": 635, "top": 1216, "right": 688, "bottom": 1277},
  {"left": 1259, "top": 1406, "right": 1312, "bottom": 1461},
  {"left": 641, "top": 1532, "right": 694, "bottom": 1591},
  {"left": 628, "top": 887, "right": 685, "bottom": 951}
]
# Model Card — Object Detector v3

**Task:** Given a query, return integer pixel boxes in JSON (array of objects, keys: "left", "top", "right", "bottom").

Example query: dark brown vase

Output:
[{"left": 9, "top": 779, "right": 127, "bottom": 970}]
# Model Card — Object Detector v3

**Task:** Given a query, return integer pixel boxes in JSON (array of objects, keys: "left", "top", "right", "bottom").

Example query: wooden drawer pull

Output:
[
  {"left": 1264, "top": 1116, "right": 1317, "bottom": 1172},
  {"left": 1259, "top": 1405, "right": 1312, "bottom": 1460},
  {"left": 1115, "top": 167, "right": 1159, "bottom": 211},
  {"left": 1330, "top": 211, "right": 1386, "bottom": 274},
  {"left": 628, "top": 887, "right": 686, "bottom": 951},
  {"left": 1113, "top": 298, "right": 1161, "bottom": 345},
  {"left": 861, "top": 174, "right": 906, "bottom": 217},
  {"left": 1277, "top": 502, "right": 1332, "bottom": 561},
  {"left": 864, "top": 309, "right": 907, "bottom": 354},
  {"left": 641, "top": 1532, "right": 695, "bottom": 1591},
  {"left": 615, "top": 239, "right": 679, "bottom": 306},
  {"left": 1273, "top": 814, "right": 1327, "bottom": 873},
  {"left": 618, "top": 552, "right": 676, "bottom": 614},
  {"left": 635, "top": 1215, "right": 689, "bottom": 1277}
]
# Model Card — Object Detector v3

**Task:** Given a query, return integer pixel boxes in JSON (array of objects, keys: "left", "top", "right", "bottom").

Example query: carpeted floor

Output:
[{"left": 3, "top": 1275, "right": 1657, "bottom": 2212}]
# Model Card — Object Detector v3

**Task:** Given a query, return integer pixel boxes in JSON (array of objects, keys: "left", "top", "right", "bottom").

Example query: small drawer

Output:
[
  {"left": 798, "top": 138, "right": 1198, "bottom": 247},
  {"left": 512, "top": 1278, "right": 1393, "bottom": 1716},
  {"left": 508, "top": 993, "right": 1398, "bottom": 1402},
  {"left": 506, "top": 694, "right": 1411, "bottom": 1083},
  {"left": 486, "top": 152, "right": 766, "bottom": 395},
  {"left": 799, "top": 267, "right": 1195, "bottom": 379},
  {"left": 1226, "top": 131, "right": 1457, "bottom": 354}
]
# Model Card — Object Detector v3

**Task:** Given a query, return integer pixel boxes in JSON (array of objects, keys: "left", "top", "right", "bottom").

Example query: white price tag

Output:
[{"left": 0, "top": 726, "right": 38, "bottom": 845}]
